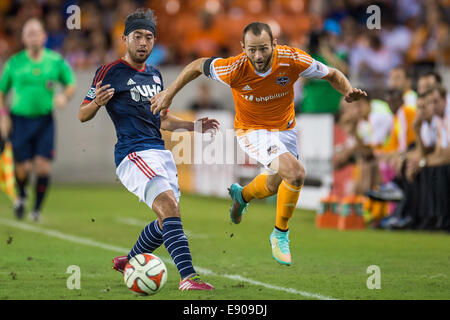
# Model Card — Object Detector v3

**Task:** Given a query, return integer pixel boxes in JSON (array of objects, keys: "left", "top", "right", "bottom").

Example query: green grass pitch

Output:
[{"left": 0, "top": 184, "right": 449, "bottom": 300}]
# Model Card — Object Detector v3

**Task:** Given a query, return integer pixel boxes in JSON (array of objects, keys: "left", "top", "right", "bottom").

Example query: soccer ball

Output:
[{"left": 123, "top": 253, "right": 168, "bottom": 295}]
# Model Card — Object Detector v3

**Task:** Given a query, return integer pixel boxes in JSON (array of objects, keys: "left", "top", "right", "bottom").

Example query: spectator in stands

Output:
[
  {"left": 321, "top": 19, "right": 349, "bottom": 74},
  {"left": 81, "top": 2, "right": 104, "bottom": 35},
  {"left": 382, "top": 88, "right": 417, "bottom": 166},
  {"left": 298, "top": 29, "right": 345, "bottom": 113},
  {"left": 0, "top": 12, "right": 12, "bottom": 65},
  {"left": 352, "top": 95, "right": 381, "bottom": 196},
  {"left": 333, "top": 98, "right": 360, "bottom": 186},
  {"left": 364, "top": 89, "right": 416, "bottom": 219},
  {"left": 146, "top": 43, "right": 169, "bottom": 66},
  {"left": 86, "top": 29, "right": 116, "bottom": 67},
  {"left": 380, "top": 12, "right": 412, "bottom": 61},
  {"left": 410, "top": 91, "right": 438, "bottom": 173},
  {"left": 395, "top": 86, "right": 450, "bottom": 230},
  {"left": 111, "top": 0, "right": 137, "bottom": 59},
  {"left": 417, "top": 70, "right": 442, "bottom": 94},
  {"left": 44, "top": 9, "right": 65, "bottom": 53},
  {"left": 388, "top": 66, "right": 417, "bottom": 109},
  {"left": 184, "top": 11, "right": 228, "bottom": 60},
  {"left": 416, "top": 70, "right": 450, "bottom": 110},
  {"left": 350, "top": 32, "right": 402, "bottom": 91},
  {"left": 407, "top": 1, "right": 449, "bottom": 67},
  {"left": 334, "top": 93, "right": 395, "bottom": 226},
  {"left": 419, "top": 86, "right": 450, "bottom": 230},
  {"left": 424, "top": 86, "right": 450, "bottom": 166},
  {"left": 62, "top": 32, "right": 88, "bottom": 69}
]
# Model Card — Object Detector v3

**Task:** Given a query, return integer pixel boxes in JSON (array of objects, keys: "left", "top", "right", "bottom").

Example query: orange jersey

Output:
[
  {"left": 383, "top": 105, "right": 417, "bottom": 152},
  {"left": 208, "top": 45, "right": 329, "bottom": 131}
]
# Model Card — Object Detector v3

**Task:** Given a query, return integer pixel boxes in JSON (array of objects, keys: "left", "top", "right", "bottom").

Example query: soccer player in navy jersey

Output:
[{"left": 79, "top": 9, "right": 218, "bottom": 291}]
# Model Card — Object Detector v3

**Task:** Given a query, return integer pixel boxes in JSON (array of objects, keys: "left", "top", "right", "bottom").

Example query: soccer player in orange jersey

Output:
[{"left": 151, "top": 22, "right": 366, "bottom": 265}]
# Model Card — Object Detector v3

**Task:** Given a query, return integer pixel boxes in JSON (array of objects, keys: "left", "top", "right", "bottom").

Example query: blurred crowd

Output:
[
  {"left": 0, "top": 0, "right": 315, "bottom": 68},
  {"left": 334, "top": 67, "right": 450, "bottom": 231},
  {"left": 2, "top": 0, "right": 449, "bottom": 116},
  {"left": 0, "top": 0, "right": 448, "bottom": 74}
]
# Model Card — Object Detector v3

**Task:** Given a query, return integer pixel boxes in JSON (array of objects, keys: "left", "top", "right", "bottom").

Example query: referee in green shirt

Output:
[{"left": 0, "top": 18, "right": 76, "bottom": 221}]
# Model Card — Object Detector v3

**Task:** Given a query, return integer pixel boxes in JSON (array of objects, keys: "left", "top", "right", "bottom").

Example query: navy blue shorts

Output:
[{"left": 10, "top": 113, "right": 55, "bottom": 163}]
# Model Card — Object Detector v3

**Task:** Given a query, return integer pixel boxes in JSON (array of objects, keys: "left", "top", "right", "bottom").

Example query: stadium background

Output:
[
  {"left": 0, "top": 0, "right": 450, "bottom": 302},
  {"left": 2, "top": 0, "right": 449, "bottom": 209}
]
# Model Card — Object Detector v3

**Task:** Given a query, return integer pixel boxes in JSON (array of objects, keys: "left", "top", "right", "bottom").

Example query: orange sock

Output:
[
  {"left": 276, "top": 180, "right": 302, "bottom": 230},
  {"left": 242, "top": 173, "right": 276, "bottom": 202}
]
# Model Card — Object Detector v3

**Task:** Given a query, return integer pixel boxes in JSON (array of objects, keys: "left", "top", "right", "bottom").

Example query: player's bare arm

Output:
[
  {"left": 150, "top": 58, "right": 208, "bottom": 115},
  {"left": 160, "top": 112, "right": 219, "bottom": 133},
  {"left": 323, "top": 67, "right": 367, "bottom": 103},
  {"left": 78, "top": 81, "right": 114, "bottom": 122}
]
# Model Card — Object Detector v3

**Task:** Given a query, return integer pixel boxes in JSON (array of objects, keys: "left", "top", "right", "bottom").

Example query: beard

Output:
[
  {"left": 250, "top": 52, "right": 273, "bottom": 72},
  {"left": 129, "top": 48, "right": 151, "bottom": 64}
]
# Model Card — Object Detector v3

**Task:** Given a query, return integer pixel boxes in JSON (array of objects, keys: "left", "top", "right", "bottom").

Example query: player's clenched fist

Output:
[{"left": 94, "top": 81, "right": 115, "bottom": 106}]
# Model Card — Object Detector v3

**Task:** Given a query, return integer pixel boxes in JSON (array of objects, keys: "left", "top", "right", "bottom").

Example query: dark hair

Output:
[
  {"left": 124, "top": 8, "right": 157, "bottom": 36},
  {"left": 425, "top": 85, "right": 447, "bottom": 99},
  {"left": 125, "top": 8, "right": 157, "bottom": 27},
  {"left": 418, "top": 70, "right": 442, "bottom": 84},
  {"left": 242, "top": 22, "right": 273, "bottom": 43},
  {"left": 368, "top": 34, "right": 382, "bottom": 50},
  {"left": 308, "top": 30, "right": 328, "bottom": 55},
  {"left": 390, "top": 65, "right": 412, "bottom": 79}
]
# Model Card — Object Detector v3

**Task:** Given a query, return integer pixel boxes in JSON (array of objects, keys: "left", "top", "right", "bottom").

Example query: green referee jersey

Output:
[{"left": 0, "top": 48, "right": 76, "bottom": 117}]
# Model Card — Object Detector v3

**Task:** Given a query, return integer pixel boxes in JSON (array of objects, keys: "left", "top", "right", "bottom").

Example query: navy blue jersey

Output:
[{"left": 83, "top": 59, "right": 165, "bottom": 167}]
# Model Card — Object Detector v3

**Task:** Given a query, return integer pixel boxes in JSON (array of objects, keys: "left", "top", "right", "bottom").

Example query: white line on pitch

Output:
[
  {"left": 0, "top": 217, "right": 337, "bottom": 300},
  {"left": 115, "top": 217, "right": 209, "bottom": 239}
]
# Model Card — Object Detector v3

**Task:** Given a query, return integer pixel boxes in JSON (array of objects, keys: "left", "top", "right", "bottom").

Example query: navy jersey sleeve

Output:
[{"left": 82, "top": 62, "right": 116, "bottom": 104}]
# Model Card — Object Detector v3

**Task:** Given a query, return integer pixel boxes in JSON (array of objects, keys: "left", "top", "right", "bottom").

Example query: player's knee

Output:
[
  {"left": 285, "top": 164, "right": 305, "bottom": 187},
  {"left": 16, "top": 161, "right": 33, "bottom": 174},
  {"left": 35, "top": 166, "right": 51, "bottom": 176},
  {"left": 34, "top": 157, "right": 51, "bottom": 176},
  {"left": 16, "top": 161, "right": 33, "bottom": 172},
  {"left": 152, "top": 190, "right": 180, "bottom": 220},
  {"left": 162, "top": 202, "right": 180, "bottom": 219}
]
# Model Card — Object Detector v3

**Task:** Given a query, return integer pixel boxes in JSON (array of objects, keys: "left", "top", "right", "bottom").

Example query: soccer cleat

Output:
[
  {"left": 269, "top": 228, "right": 291, "bottom": 266},
  {"left": 30, "top": 210, "right": 41, "bottom": 222},
  {"left": 179, "top": 274, "right": 214, "bottom": 291},
  {"left": 365, "top": 182, "right": 404, "bottom": 202},
  {"left": 228, "top": 183, "right": 248, "bottom": 224},
  {"left": 112, "top": 255, "right": 129, "bottom": 273},
  {"left": 13, "top": 197, "right": 26, "bottom": 220}
]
